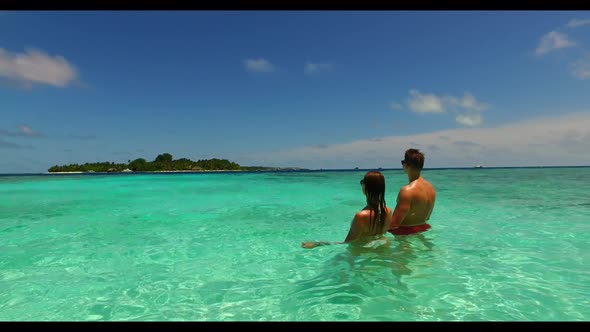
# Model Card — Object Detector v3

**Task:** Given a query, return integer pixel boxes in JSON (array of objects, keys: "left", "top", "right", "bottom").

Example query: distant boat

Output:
[{"left": 474, "top": 165, "right": 483, "bottom": 168}]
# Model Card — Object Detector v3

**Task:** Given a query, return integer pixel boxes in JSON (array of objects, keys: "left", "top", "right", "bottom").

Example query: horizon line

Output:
[{"left": 1, "top": 165, "right": 589, "bottom": 176}]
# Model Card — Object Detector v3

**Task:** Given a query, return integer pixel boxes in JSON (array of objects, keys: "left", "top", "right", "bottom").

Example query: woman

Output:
[{"left": 301, "top": 171, "right": 393, "bottom": 249}]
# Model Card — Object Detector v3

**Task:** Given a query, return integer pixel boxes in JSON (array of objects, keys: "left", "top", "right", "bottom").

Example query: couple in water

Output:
[{"left": 301, "top": 148, "right": 436, "bottom": 249}]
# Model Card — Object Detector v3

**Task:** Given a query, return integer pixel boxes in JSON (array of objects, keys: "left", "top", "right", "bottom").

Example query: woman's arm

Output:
[
  {"left": 343, "top": 213, "right": 363, "bottom": 242},
  {"left": 300, "top": 241, "right": 343, "bottom": 249},
  {"left": 301, "top": 215, "right": 362, "bottom": 249}
]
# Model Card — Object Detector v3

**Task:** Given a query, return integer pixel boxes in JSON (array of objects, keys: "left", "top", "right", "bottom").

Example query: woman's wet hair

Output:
[{"left": 362, "top": 171, "right": 387, "bottom": 233}]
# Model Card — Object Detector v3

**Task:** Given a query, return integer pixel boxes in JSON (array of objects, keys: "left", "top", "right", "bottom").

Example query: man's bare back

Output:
[{"left": 396, "top": 177, "right": 436, "bottom": 227}]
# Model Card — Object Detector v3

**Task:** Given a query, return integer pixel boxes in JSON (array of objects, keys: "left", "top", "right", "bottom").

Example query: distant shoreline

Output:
[
  {"left": 1, "top": 165, "right": 589, "bottom": 177},
  {"left": 46, "top": 169, "right": 246, "bottom": 174}
]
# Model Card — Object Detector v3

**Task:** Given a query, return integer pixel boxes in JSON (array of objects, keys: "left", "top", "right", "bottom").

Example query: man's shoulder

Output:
[
  {"left": 426, "top": 182, "right": 435, "bottom": 191},
  {"left": 400, "top": 180, "right": 433, "bottom": 195},
  {"left": 398, "top": 184, "right": 411, "bottom": 193},
  {"left": 419, "top": 177, "right": 435, "bottom": 188},
  {"left": 398, "top": 185, "right": 414, "bottom": 199}
]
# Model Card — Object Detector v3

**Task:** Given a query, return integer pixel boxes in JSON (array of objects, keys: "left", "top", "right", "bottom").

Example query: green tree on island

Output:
[
  {"left": 48, "top": 153, "right": 289, "bottom": 173},
  {"left": 154, "top": 153, "right": 173, "bottom": 163}
]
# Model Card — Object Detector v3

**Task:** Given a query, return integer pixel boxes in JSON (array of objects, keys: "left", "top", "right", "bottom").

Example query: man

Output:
[{"left": 388, "top": 148, "right": 436, "bottom": 236}]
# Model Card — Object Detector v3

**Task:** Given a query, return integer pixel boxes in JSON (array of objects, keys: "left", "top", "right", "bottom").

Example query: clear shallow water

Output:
[{"left": 0, "top": 168, "right": 588, "bottom": 321}]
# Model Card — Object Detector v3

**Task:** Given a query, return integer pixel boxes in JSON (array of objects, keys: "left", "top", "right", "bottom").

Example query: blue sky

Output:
[{"left": 1, "top": 11, "right": 589, "bottom": 173}]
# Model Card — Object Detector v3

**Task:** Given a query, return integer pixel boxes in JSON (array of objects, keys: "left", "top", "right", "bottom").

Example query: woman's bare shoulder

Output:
[{"left": 355, "top": 210, "right": 371, "bottom": 218}]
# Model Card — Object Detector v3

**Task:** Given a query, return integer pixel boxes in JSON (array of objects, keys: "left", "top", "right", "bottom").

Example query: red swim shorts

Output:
[{"left": 388, "top": 224, "right": 431, "bottom": 236}]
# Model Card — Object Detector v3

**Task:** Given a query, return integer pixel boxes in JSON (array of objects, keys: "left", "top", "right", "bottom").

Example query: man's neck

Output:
[{"left": 407, "top": 170, "right": 421, "bottom": 183}]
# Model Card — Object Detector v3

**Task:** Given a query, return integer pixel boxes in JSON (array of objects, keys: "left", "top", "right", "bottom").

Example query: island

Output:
[{"left": 48, "top": 153, "right": 306, "bottom": 173}]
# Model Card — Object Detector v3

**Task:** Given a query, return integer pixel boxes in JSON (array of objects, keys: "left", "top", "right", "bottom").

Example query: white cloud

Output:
[
  {"left": 235, "top": 111, "right": 590, "bottom": 169},
  {"left": 0, "top": 124, "right": 44, "bottom": 137},
  {"left": 404, "top": 90, "right": 488, "bottom": 127},
  {"left": 407, "top": 89, "right": 445, "bottom": 113},
  {"left": 304, "top": 62, "right": 332, "bottom": 74},
  {"left": 455, "top": 114, "right": 483, "bottom": 127},
  {"left": 535, "top": 31, "right": 576, "bottom": 55},
  {"left": 444, "top": 92, "right": 489, "bottom": 112},
  {"left": 445, "top": 92, "right": 488, "bottom": 127},
  {"left": 389, "top": 102, "right": 403, "bottom": 110},
  {"left": 0, "top": 48, "right": 78, "bottom": 87},
  {"left": 243, "top": 58, "right": 275, "bottom": 73},
  {"left": 570, "top": 55, "right": 590, "bottom": 80},
  {"left": 19, "top": 125, "right": 34, "bottom": 136},
  {"left": 566, "top": 18, "right": 590, "bottom": 28}
]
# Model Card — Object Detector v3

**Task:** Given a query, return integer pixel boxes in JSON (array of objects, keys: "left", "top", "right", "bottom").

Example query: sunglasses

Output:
[
  {"left": 401, "top": 160, "right": 406, "bottom": 166},
  {"left": 360, "top": 179, "right": 365, "bottom": 185}
]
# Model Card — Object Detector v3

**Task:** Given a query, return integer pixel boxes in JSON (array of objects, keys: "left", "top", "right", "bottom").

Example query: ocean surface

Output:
[{"left": 0, "top": 167, "right": 588, "bottom": 321}]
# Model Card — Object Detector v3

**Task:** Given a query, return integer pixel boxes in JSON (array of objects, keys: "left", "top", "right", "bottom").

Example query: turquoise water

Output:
[{"left": 0, "top": 168, "right": 588, "bottom": 321}]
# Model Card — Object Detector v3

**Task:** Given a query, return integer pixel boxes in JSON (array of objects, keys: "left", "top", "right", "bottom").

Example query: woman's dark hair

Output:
[{"left": 362, "top": 171, "right": 387, "bottom": 233}]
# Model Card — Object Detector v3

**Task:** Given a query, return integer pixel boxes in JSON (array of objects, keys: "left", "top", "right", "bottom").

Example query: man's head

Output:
[{"left": 401, "top": 148, "right": 425, "bottom": 171}]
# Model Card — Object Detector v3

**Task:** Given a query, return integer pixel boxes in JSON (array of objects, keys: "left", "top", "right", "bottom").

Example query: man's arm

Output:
[
  {"left": 426, "top": 192, "right": 436, "bottom": 221},
  {"left": 390, "top": 188, "right": 412, "bottom": 230}
]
